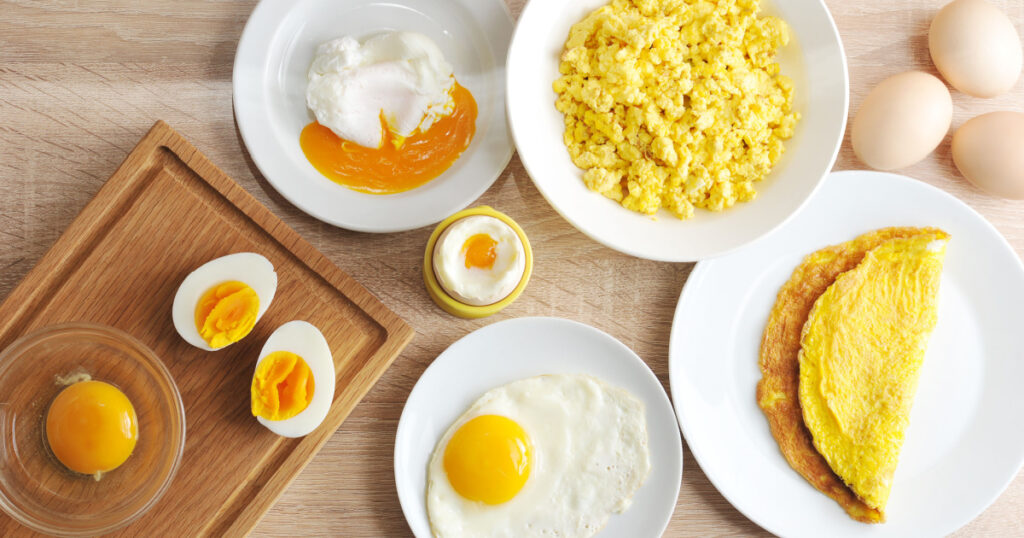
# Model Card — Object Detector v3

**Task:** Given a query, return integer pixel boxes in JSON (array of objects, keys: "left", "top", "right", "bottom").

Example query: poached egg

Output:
[{"left": 306, "top": 32, "right": 455, "bottom": 149}]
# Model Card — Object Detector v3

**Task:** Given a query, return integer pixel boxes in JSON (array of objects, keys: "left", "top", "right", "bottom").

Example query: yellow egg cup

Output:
[{"left": 423, "top": 206, "right": 533, "bottom": 319}]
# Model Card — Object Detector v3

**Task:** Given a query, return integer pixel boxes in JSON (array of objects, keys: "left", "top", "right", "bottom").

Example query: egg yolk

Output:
[
  {"left": 461, "top": 233, "right": 498, "bottom": 270},
  {"left": 195, "top": 281, "right": 259, "bottom": 349},
  {"left": 45, "top": 380, "right": 138, "bottom": 476},
  {"left": 299, "top": 81, "right": 477, "bottom": 194},
  {"left": 251, "top": 351, "right": 315, "bottom": 421},
  {"left": 443, "top": 414, "right": 531, "bottom": 505}
]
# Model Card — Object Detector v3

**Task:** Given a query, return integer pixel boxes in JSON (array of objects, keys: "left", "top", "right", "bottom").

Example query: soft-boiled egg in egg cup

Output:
[
  {"left": 172, "top": 253, "right": 277, "bottom": 351},
  {"left": 423, "top": 206, "right": 532, "bottom": 318},
  {"left": 251, "top": 321, "right": 335, "bottom": 438}
]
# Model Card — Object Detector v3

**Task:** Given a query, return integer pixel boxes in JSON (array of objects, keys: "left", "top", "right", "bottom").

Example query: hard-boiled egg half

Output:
[
  {"left": 172, "top": 253, "right": 277, "bottom": 351},
  {"left": 250, "top": 321, "right": 335, "bottom": 437}
]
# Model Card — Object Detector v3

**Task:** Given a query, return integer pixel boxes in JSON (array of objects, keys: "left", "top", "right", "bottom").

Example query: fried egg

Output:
[
  {"left": 171, "top": 253, "right": 277, "bottom": 351},
  {"left": 251, "top": 321, "right": 335, "bottom": 438},
  {"left": 426, "top": 374, "right": 651, "bottom": 538},
  {"left": 432, "top": 215, "right": 526, "bottom": 306}
]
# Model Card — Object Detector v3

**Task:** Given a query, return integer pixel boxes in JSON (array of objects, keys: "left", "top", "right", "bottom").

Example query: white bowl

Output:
[
  {"left": 233, "top": 0, "right": 515, "bottom": 233},
  {"left": 506, "top": 0, "right": 848, "bottom": 261}
]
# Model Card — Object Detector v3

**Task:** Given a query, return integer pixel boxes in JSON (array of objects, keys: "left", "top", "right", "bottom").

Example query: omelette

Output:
[{"left": 758, "top": 227, "right": 949, "bottom": 522}]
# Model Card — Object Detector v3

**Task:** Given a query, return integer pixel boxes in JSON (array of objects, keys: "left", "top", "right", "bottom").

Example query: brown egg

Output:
[
  {"left": 852, "top": 72, "right": 953, "bottom": 171},
  {"left": 952, "top": 111, "right": 1024, "bottom": 199},
  {"left": 929, "top": 0, "right": 1022, "bottom": 98}
]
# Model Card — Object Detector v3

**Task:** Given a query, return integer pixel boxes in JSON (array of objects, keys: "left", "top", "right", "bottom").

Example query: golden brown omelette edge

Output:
[{"left": 756, "top": 227, "right": 945, "bottom": 523}]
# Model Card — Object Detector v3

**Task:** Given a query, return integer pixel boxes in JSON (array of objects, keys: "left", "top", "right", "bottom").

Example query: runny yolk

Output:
[
  {"left": 299, "top": 81, "right": 477, "bottom": 194},
  {"left": 195, "top": 281, "right": 259, "bottom": 349},
  {"left": 46, "top": 380, "right": 138, "bottom": 477},
  {"left": 251, "top": 351, "right": 315, "bottom": 421},
  {"left": 443, "top": 414, "right": 531, "bottom": 505},
  {"left": 462, "top": 233, "right": 498, "bottom": 270}
]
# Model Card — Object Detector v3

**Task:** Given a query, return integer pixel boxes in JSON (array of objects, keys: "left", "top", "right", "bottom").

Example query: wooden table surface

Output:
[{"left": 2, "top": 0, "right": 1023, "bottom": 536}]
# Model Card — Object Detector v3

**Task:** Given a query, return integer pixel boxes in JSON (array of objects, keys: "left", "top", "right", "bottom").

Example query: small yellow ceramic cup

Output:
[{"left": 423, "top": 206, "right": 533, "bottom": 319}]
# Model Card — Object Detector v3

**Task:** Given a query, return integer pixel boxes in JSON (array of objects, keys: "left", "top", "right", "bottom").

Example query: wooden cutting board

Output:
[{"left": 0, "top": 121, "right": 415, "bottom": 536}]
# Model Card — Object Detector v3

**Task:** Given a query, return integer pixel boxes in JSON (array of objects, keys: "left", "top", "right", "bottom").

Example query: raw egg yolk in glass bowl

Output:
[{"left": 45, "top": 379, "right": 138, "bottom": 478}]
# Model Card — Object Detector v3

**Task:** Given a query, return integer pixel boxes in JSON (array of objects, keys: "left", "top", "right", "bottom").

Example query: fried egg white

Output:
[{"left": 426, "top": 374, "right": 651, "bottom": 538}]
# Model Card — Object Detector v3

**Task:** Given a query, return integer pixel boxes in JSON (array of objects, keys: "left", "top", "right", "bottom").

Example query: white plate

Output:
[
  {"left": 506, "top": 0, "right": 848, "bottom": 261},
  {"left": 233, "top": 0, "right": 515, "bottom": 232},
  {"left": 395, "top": 317, "right": 683, "bottom": 537},
  {"left": 669, "top": 170, "right": 1024, "bottom": 537}
]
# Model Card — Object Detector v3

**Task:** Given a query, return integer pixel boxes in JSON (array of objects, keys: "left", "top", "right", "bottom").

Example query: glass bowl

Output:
[{"left": 0, "top": 323, "right": 186, "bottom": 536}]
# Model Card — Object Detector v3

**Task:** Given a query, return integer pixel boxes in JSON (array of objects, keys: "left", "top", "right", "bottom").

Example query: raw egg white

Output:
[
  {"left": 251, "top": 321, "right": 335, "bottom": 438},
  {"left": 852, "top": 71, "right": 952, "bottom": 171},
  {"left": 929, "top": 0, "right": 1022, "bottom": 98},
  {"left": 432, "top": 215, "right": 526, "bottom": 306},
  {"left": 426, "top": 375, "right": 651, "bottom": 538},
  {"left": 172, "top": 253, "right": 277, "bottom": 351},
  {"left": 952, "top": 111, "right": 1024, "bottom": 199}
]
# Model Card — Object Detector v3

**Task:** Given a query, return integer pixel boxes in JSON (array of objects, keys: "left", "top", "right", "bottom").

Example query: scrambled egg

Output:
[
  {"left": 798, "top": 231, "right": 949, "bottom": 514},
  {"left": 553, "top": 0, "right": 799, "bottom": 219}
]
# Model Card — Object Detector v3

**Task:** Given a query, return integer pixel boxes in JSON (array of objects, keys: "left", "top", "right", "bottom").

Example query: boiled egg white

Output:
[
  {"left": 250, "top": 321, "right": 335, "bottom": 438},
  {"left": 426, "top": 375, "right": 651, "bottom": 538},
  {"left": 172, "top": 253, "right": 277, "bottom": 351},
  {"left": 432, "top": 215, "right": 526, "bottom": 306}
]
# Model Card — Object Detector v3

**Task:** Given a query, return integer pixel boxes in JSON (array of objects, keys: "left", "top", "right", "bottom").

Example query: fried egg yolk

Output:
[
  {"left": 462, "top": 234, "right": 498, "bottom": 270},
  {"left": 443, "top": 414, "right": 531, "bottom": 505},
  {"left": 251, "top": 351, "right": 316, "bottom": 421},
  {"left": 300, "top": 82, "right": 477, "bottom": 195},
  {"left": 195, "top": 281, "right": 260, "bottom": 349},
  {"left": 45, "top": 380, "right": 138, "bottom": 476}
]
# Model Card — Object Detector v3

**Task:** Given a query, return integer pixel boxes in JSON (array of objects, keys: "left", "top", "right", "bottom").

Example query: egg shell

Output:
[
  {"left": 171, "top": 252, "right": 277, "bottom": 351},
  {"left": 952, "top": 111, "right": 1024, "bottom": 199},
  {"left": 929, "top": 0, "right": 1022, "bottom": 98},
  {"left": 254, "top": 320, "right": 335, "bottom": 438},
  {"left": 851, "top": 71, "right": 953, "bottom": 171}
]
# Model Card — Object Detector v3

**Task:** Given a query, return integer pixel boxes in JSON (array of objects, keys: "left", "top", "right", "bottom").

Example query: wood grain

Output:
[
  {"left": 0, "top": 121, "right": 414, "bottom": 536},
  {"left": 1, "top": 0, "right": 1023, "bottom": 536}
]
